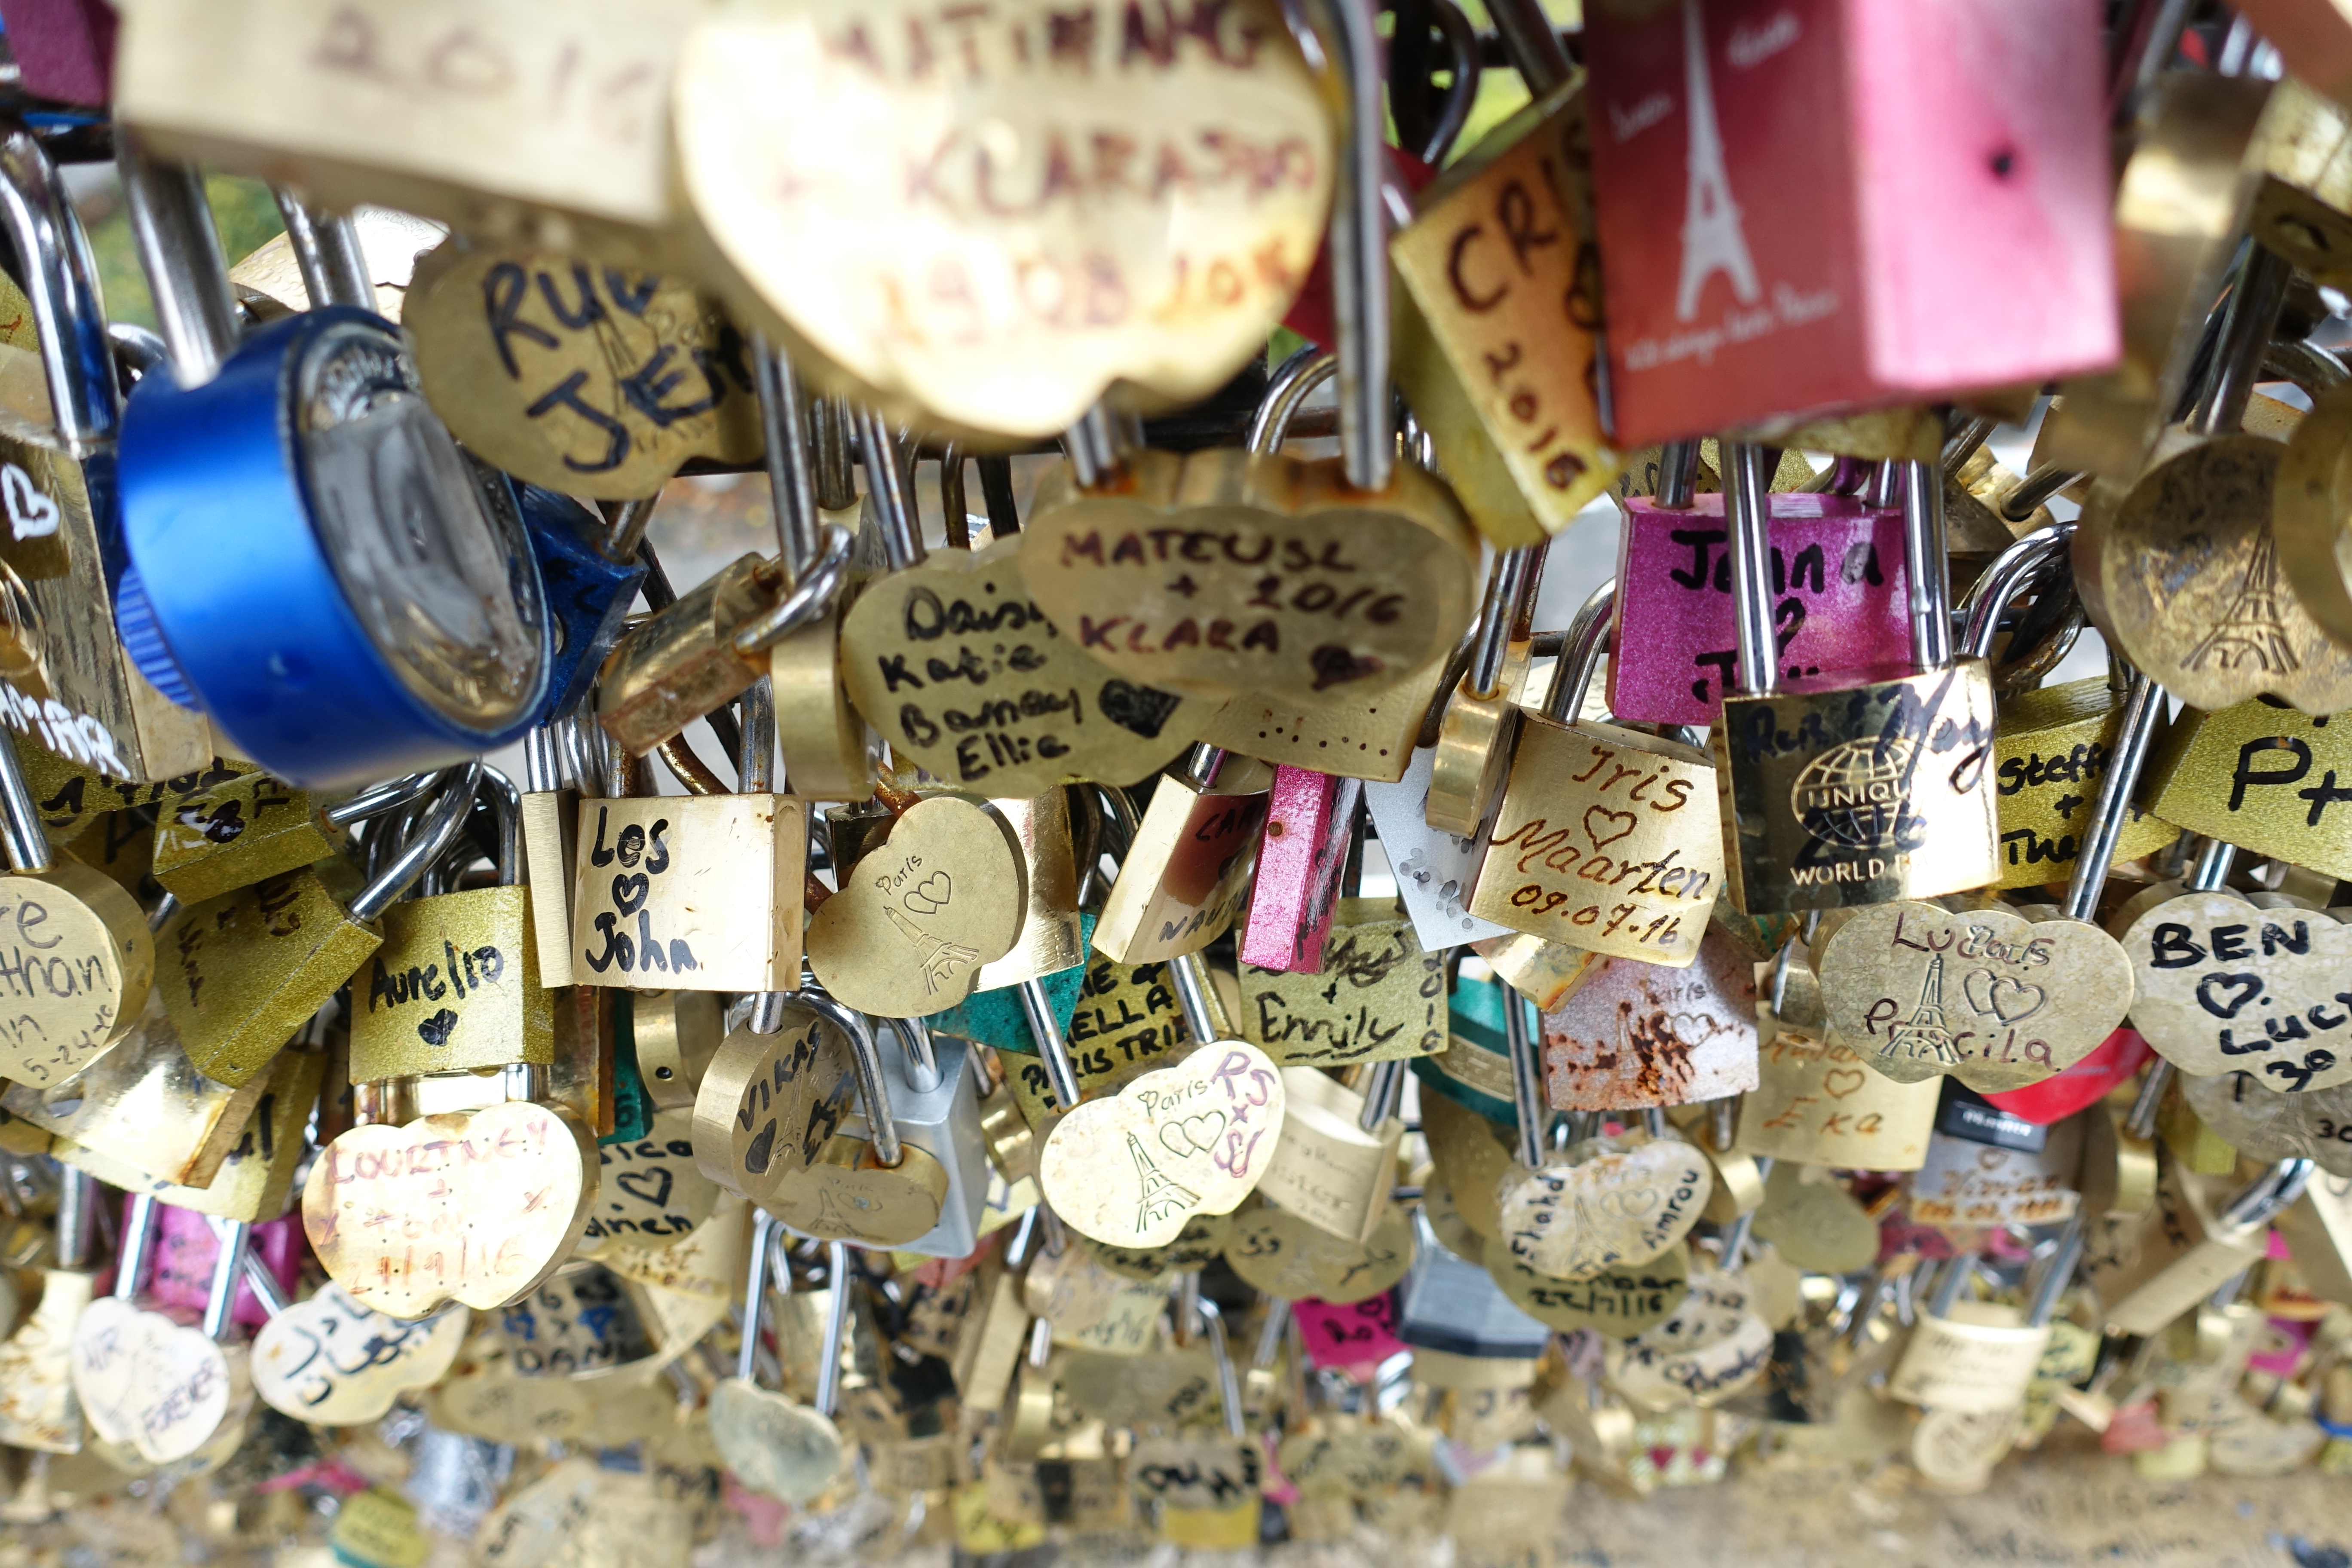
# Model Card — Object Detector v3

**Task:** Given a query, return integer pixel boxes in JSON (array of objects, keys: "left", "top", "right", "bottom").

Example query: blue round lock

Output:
[{"left": 116, "top": 308, "right": 552, "bottom": 789}]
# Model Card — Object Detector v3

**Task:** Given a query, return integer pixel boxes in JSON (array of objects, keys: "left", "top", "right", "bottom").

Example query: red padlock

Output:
[{"left": 1583, "top": 0, "right": 2117, "bottom": 445}]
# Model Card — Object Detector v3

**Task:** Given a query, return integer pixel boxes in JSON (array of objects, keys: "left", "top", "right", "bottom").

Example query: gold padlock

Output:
[{"left": 1091, "top": 750, "right": 1269, "bottom": 967}]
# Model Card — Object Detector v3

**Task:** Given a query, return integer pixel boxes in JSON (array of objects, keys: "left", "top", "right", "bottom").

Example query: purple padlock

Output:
[
  {"left": 146, "top": 1200, "right": 301, "bottom": 1330},
  {"left": 1237, "top": 766, "right": 1363, "bottom": 974},
  {"left": 1609, "top": 492, "right": 1913, "bottom": 728},
  {"left": 0, "top": 0, "right": 117, "bottom": 107}
]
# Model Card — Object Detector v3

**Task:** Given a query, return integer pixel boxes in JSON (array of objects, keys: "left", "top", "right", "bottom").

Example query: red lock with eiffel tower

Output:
[{"left": 1582, "top": 0, "right": 2118, "bottom": 446}]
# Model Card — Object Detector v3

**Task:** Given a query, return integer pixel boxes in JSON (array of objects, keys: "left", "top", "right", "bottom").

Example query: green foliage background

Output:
[{"left": 80, "top": 174, "right": 283, "bottom": 331}]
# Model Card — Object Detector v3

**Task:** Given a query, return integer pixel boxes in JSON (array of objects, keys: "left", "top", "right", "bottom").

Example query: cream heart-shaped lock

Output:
[
  {"left": 839, "top": 537, "right": 1210, "bottom": 795},
  {"left": 710, "top": 1380, "right": 845, "bottom": 1505},
  {"left": 1818, "top": 901, "right": 2135, "bottom": 1092},
  {"left": 1224, "top": 1204, "right": 1411, "bottom": 1305},
  {"left": 1023, "top": 449, "right": 1480, "bottom": 707},
  {"left": 1483, "top": 1235, "right": 1689, "bottom": 1340},
  {"left": 68, "top": 1297, "right": 231, "bottom": 1464},
  {"left": 2183, "top": 1071, "right": 2352, "bottom": 1176},
  {"left": 251, "top": 1285, "right": 468, "bottom": 1427},
  {"left": 1601, "top": 1269, "right": 1773, "bottom": 1412},
  {"left": 671, "top": 0, "right": 1333, "bottom": 439},
  {"left": 2119, "top": 890, "right": 2352, "bottom": 1092},
  {"left": 1038, "top": 1041, "right": 1287, "bottom": 1249},
  {"left": 302, "top": 1101, "right": 598, "bottom": 1318},
  {"left": 583, "top": 1107, "right": 723, "bottom": 1256},
  {"left": 1492, "top": 1134, "right": 1711, "bottom": 1283},
  {"left": 805, "top": 794, "right": 1026, "bottom": 1018}
]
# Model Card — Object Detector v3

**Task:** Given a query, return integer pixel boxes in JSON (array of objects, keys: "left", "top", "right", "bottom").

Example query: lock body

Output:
[
  {"left": 595, "top": 552, "right": 785, "bottom": 756},
  {"left": 515, "top": 484, "right": 647, "bottom": 714},
  {"left": 1255, "top": 1067, "right": 1403, "bottom": 1244},
  {"left": 569, "top": 794, "right": 805, "bottom": 994},
  {"left": 1992, "top": 679, "right": 2179, "bottom": 891},
  {"left": 1611, "top": 493, "right": 1911, "bottom": 728},
  {"left": 1712, "top": 660, "right": 2000, "bottom": 912},
  {"left": 792, "top": 1034, "right": 988, "bottom": 1260},
  {"left": 1238, "top": 766, "right": 1361, "bottom": 973},
  {"left": 1093, "top": 773, "right": 1266, "bottom": 965},
  {"left": 158, "top": 862, "right": 381, "bottom": 1086},
  {"left": 354, "top": 885, "right": 552, "bottom": 1080},
  {"left": 1583, "top": 0, "right": 2116, "bottom": 444},
  {"left": 1541, "top": 930, "right": 1758, "bottom": 1111},
  {"left": 2144, "top": 697, "right": 2352, "bottom": 884},
  {"left": 150, "top": 770, "right": 347, "bottom": 904}
]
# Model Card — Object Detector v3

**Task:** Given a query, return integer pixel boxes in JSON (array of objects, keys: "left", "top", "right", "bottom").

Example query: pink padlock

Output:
[
  {"left": 0, "top": 0, "right": 117, "bottom": 107},
  {"left": 1291, "top": 1292, "right": 1406, "bottom": 1375},
  {"left": 146, "top": 1200, "right": 301, "bottom": 1330},
  {"left": 1237, "top": 766, "right": 1363, "bottom": 974},
  {"left": 1583, "top": 0, "right": 2116, "bottom": 444},
  {"left": 1610, "top": 490, "right": 1911, "bottom": 726}
]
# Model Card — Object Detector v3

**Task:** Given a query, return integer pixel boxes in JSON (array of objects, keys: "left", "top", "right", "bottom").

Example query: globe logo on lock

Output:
[{"left": 1790, "top": 737, "right": 1920, "bottom": 853}]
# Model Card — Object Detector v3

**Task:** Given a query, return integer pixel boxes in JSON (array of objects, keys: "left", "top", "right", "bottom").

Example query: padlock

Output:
[
  {"left": 1610, "top": 476, "right": 1910, "bottom": 730},
  {"left": 64, "top": 1041, "right": 325, "bottom": 1228},
  {"left": 1710, "top": 442, "right": 1999, "bottom": 911},
  {"left": 1185, "top": 350, "right": 1465, "bottom": 790},
  {"left": 352, "top": 766, "right": 551, "bottom": 1082},
  {"left": 1092, "top": 750, "right": 1269, "bottom": 967},
  {"left": 156, "top": 763, "right": 478, "bottom": 1086},
  {"left": 1467, "top": 580, "right": 1722, "bottom": 966},
  {"left": 2142, "top": 694, "right": 2352, "bottom": 887},
  {"left": 1237, "top": 764, "right": 1364, "bottom": 975},
  {"left": 111, "top": 143, "right": 570, "bottom": 790},
  {"left": 0, "top": 132, "right": 213, "bottom": 784},
  {"left": 709, "top": 1210, "right": 846, "bottom": 1506},
  {"left": 765, "top": 995, "right": 960, "bottom": 1254},
  {"left": 1239, "top": 894, "right": 1447, "bottom": 1068},
  {"left": 0, "top": 1166, "right": 97, "bottom": 1452},
  {"left": 1146, "top": 1298, "right": 1264, "bottom": 1545},
  {"left": 147, "top": 767, "right": 361, "bottom": 906},
  {"left": 2090, "top": 1158, "right": 2314, "bottom": 1337},
  {"left": 1254, "top": 1062, "right": 1407, "bottom": 1246},
  {"left": 1580, "top": 0, "right": 2115, "bottom": 446},
  {"left": 506, "top": 482, "right": 650, "bottom": 720},
  {"left": 1391, "top": 54, "right": 1620, "bottom": 549},
  {"left": 1539, "top": 925, "right": 1759, "bottom": 1112},
  {"left": 70, "top": 1196, "right": 250, "bottom": 1466},
  {"left": 1422, "top": 545, "right": 1544, "bottom": 839},
  {"left": 1908, "top": 1117, "right": 2084, "bottom": 1229}
]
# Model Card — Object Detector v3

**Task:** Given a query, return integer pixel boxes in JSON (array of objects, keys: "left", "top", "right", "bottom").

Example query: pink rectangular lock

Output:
[
  {"left": 1238, "top": 766, "right": 1363, "bottom": 974},
  {"left": 1609, "top": 490, "right": 1912, "bottom": 727},
  {"left": 146, "top": 1200, "right": 301, "bottom": 1330},
  {"left": 1583, "top": 0, "right": 2117, "bottom": 445},
  {"left": 0, "top": 0, "right": 118, "bottom": 107}
]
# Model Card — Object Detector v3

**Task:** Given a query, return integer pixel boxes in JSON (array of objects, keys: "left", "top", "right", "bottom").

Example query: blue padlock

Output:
[
  {"left": 510, "top": 482, "right": 644, "bottom": 718},
  {"left": 115, "top": 306, "right": 554, "bottom": 789}
]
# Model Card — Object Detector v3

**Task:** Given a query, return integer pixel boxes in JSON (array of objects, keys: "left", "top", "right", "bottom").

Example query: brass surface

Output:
[
  {"left": 1081, "top": 1210, "right": 1231, "bottom": 1281},
  {"left": 629, "top": 989, "right": 721, "bottom": 1114},
  {"left": 1254, "top": 1067, "right": 1403, "bottom": 1244},
  {"left": 1992, "top": 679, "right": 2180, "bottom": 890},
  {"left": 0, "top": 857, "right": 152, "bottom": 1085},
  {"left": 251, "top": 1284, "right": 468, "bottom": 1427},
  {"left": 1601, "top": 1269, "right": 1773, "bottom": 1412},
  {"left": 1038, "top": 1040, "right": 1287, "bottom": 1248},
  {"left": 1090, "top": 774, "right": 1265, "bottom": 966},
  {"left": 1194, "top": 654, "right": 1447, "bottom": 783},
  {"left": 570, "top": 793, "right": 805, "bottom": 993},
  {"left": 972, "top": 789, "right": 1086, "bottom": 993},
  {"left": 1023, "top": 449, "right": 1479, "bottom": 705},
  {"left": 1473, "top": 930, "right": 1605, "bottom": 1012},
  {"left": 595, "top": 553, "right": 787, "bottom": 756},
  {"left": 1002, "top": 956, "right": 1191, "bottom": 1124},
  {"left": 1239, "top": 897, "right": 1445, "bottom": 1067},
  {"left": 150, "top": 773, "right": 346, "bottom": 904},
  {"left": 804, "top": 793, "right": 1025, "bottom": 1016},
  {"left": 303, "top": 1101, "right": 598, "bottom": 1317},
  {"left": 1750, "top": 1164, "right": 1879, "bottom": 1273},
  {"left": 1886, "top": 1308, "right": 2052, "bottom": 1415},
  {"left": 763, "top": 1133, "right": 948, "bottom": 1249},
  {"left": 1483, "top": 1234, "right": 1688, "bottom": 1339},
  {"left": 352, "top": 886, "right": 551, "bottom": 1080},
  {"left": 2184, "top": 1070, "right": 2352, "bottom": 1176},
  {"left": 1391, "top": 78, "right": 1619, "bottom": 548},
  {"left": 1419, "top": 1082, "right": 1514, "bottom": 1240},
  {"left": 116, "top": 0, "right": 696, "bottom": 266},
  {"left": 56, "top": 1047, "right": 324, "bottom": 1222},
  {"left": 1223, "top": 1202, "right": 1411, "bottom": 1304},
  {"left": 158, "top": 862, "right": 380, "bottom": 1087},
  {"left": 690, "top": 1011, "right": 858, "bottom": 1204},
  {"left": 839, "top": 539, "right": 1207, "bottom": 795},
  {"left": 2120, "top": 889, "right": 2352, "bottom": 1090},
  {"left": 671, "top": 0, "right": 1331, "bottom": 438},
  {"left": 68, "top": 1298, "right": 234, "bottom": 1464},
  {"left": 1911, "top": 1121, "right": 2082, "bottom": 1229},
  {"left": 2146, "top": 691, "right": 2352, "bottom": 874},
  {"left": 2251, "top": 78, "right": 2352, "bottom": 289},
  {"left": 1733, "top": 1033, "right": 1939, "bottom": 1170},
  {"left": 1471, "top": 717, "right": 1721, "bottom": 965},
  {"left": 2079, "top": 435, "right": 2352, "bottom": 714},
  {"left": 0, "top": 1267, "right": 92, "bottom": 1452},
  {"left": 1816, "top": 900, "right": 2135, "bottom": 1092},
  {"left": 1492, "top": 1135, "right": 1710, "bottom": 1282},
  {"left": 1712, "top": 661, "right": 2001, "bottom": 913},
  {"left": 407, "top": 241, "right": 760, "bottom": 498},
  {"left": 518, "top": 787, "right": 579, "bottom": 989},
  {"left": 1423, "top": 641, "right": 1534, "bottom": 841},
  {"left": 2278, "top": 380, "right": 2352, "bottom": 650},
  {"left": 579, "top": 1106, "right": 722, "bottom": 1256},
  {"left": 710, "top": 1378, "right": 844, "bottom": 1506},
  {"left": 770, "top": 605, "right": 879, "bottom": 802}
]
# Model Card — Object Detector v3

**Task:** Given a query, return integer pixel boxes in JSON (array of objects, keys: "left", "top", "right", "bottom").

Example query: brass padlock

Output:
[
  {"left": 2089, "top": 1158, "right": 2312, "bottom": 1337},
  {"left": 1422, "top": 544, "right": 1544, "bottom": 840},
  {"left": 1091, "top": 749, "right": 1269, "bottom": 967}
]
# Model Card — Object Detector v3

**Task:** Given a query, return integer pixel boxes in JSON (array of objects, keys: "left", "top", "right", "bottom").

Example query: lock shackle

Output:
[
  {"left": 737, "top": 1209, "right": 781, "bottom": 1383},
  {"left": 2062, "top": 667, "right": 2162, "bottom": 923},
  {"left": 2222, "top": 1157, "right": 2317, "bottom": 1229},
  {"left": 1192, "top": 1295, "right": 1246, "bottom": 1439},
  {"left": 815, "top": 1240, "right": 852, "bottom": 1418},
  {"left": 2187, "top": 835, "right": 2238, "bottom": 892},
  {"left": 879, "top": 1014, "right": 943, "bottom": 1095},
  {"left": 0, "top": 129, "right": 116, "bottom": 453},
  {"left": 738, "top": 677, "right": 775, "bottom": 795},
  {"left": 856, "top": 408, "right": 926, "bottom": 573},
  {"left": 1357, "top": 1059, "right": 1406, "bottom": 1133},
  {"left": 1501, "top": 980, "right": 1547, "bottom": 1169},
  {"left": 1064, "top": 401, "right": 1144, "bottom": 489},
  {"left": 1655, "top": 441, "right": 1702, "bottom": 511},
  {"left": 324, "top": 771, "right": 441, "bottom": 829},
  {"left": 2024, "top": 1213, "right": 2083, "bottom": 1328},
  {"left": 1250, "top": 347, "right": 1336, "bottom": 457},
  {"left": 52, "top": 1168, "right": 95, "bottom": 1274},
  {"left": 523, "top": 726, "right": 566, "bottom": 795},
  {"left": 1415, "top": 0, "right": 1486, "bottom": 166},
  {"left": 1959, "top": 525, "right": 2076, "bottom": 663},
  {"left": 1926, "top": 1249, "right": 1977, "bottom": 1318},
  {"left": 1485, "top": 0, "right": 1573, "bottom": 95},
  {"left": 728, "top": 524, "right": 854, "bottom": 659},
  {"left": 1540, "top": 581, "right": 1617, "bottom": 726},
  {"left": 2187, "top": 243, "right": 2294, "bottom": 439},
  {"left": 269, "top": 189, "right": 373, "bottom": 313},
  {"left": 115, "top": 132, "right": 240, "bottom": 390},
  {"left": 1464, "top": 546, "right": 1545, "bottom": 701},
  {"left": 1298, "top": 0, "right": 1393, "bottom": 490},
  {"left": 1715, "top": 1156, "right": 1771, "bottom": 1273},
  {"left": 793, "top": 990, "right": 903, "bottom": 1170},
  {"left": 479, "top": 766, "right": 523, "bottom": 888},
  {"left": 236, "top": 1245, "right": 287, "bottom": 1321},
  {"left": 1170, "top": 950, "right": 1236, "bottom": 1048},
  {"left": 1721, "top": 442, "right": 1779, "bottom": 696},
  {"left": 111, "top": 1193, "right": 159, "bottom": 1300},
  {"left": 755, "top": 340, "right": 824, "bottom": 582},
  {"left": 202, "top": 1216, "right": 253, "bottom": 1341},
  {"left": 0, "top": 719, "right": 52, "bottom": 875},
  {"left": 1901, "top": 455, "right": 1955, "bottom": 673},
  {"left": 349, "top": 763, "right": 483, "bottom": 923},
  {"left": 1018, "top": 979, "right": 1083, "bottom": 1112}
]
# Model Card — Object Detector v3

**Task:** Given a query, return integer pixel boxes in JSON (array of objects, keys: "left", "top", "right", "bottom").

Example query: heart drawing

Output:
[
  {"left": 1821, "top": 1067, "right": 1867, "bottom": 1099},
  {"left": 1161, "top": 1113, "right": 1227, "bottom": 1159},
  {"left": 902, "top": 873, "right": 952, "bottom": 917},
  {"left": 1961, "top": 971, "right": 2046, "bottom": 1025},
  {"left": 416, "top": 1008, "right": 459, "bottom": 1047},
  {"left": 616, "top": 1168, "right": 672, "bottom": 1207},
  {"left": 1583, "top": 807, "right": 1639, "bottom": 851}
]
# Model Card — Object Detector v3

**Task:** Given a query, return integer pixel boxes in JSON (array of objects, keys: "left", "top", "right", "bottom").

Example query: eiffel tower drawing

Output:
[
  {"left": 1675, "top": 0, "right": 1762, "bottom": 323},
  {"left": 882, "top": 906, "right": 982, "bottom": 994},
  {"left": 1884, "top": 956, "right": 1961, "bottom": 1065},
  {"left": 2184, "top": 530, "right": 2299, "bottom": 675},
  {"left": 1129, "top": 1132, "right": 1199, "bottom": 1234}
]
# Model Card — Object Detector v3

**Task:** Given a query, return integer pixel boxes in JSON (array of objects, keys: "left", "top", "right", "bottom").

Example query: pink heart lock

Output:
[
  {"left": 144, "top": 1200, "right": 303, "bottom": 1329},
  {"left": 1982, "top": 1027, "right": 2154, "bottom": 1125},
  {"left": 1291, "top": 1292, "right": 1405, "bottom": 1375}
]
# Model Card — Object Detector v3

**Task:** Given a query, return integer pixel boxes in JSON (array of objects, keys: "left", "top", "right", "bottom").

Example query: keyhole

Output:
[{"left": 1988, "top": 147, "right": 2016, "bottom": 179}]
